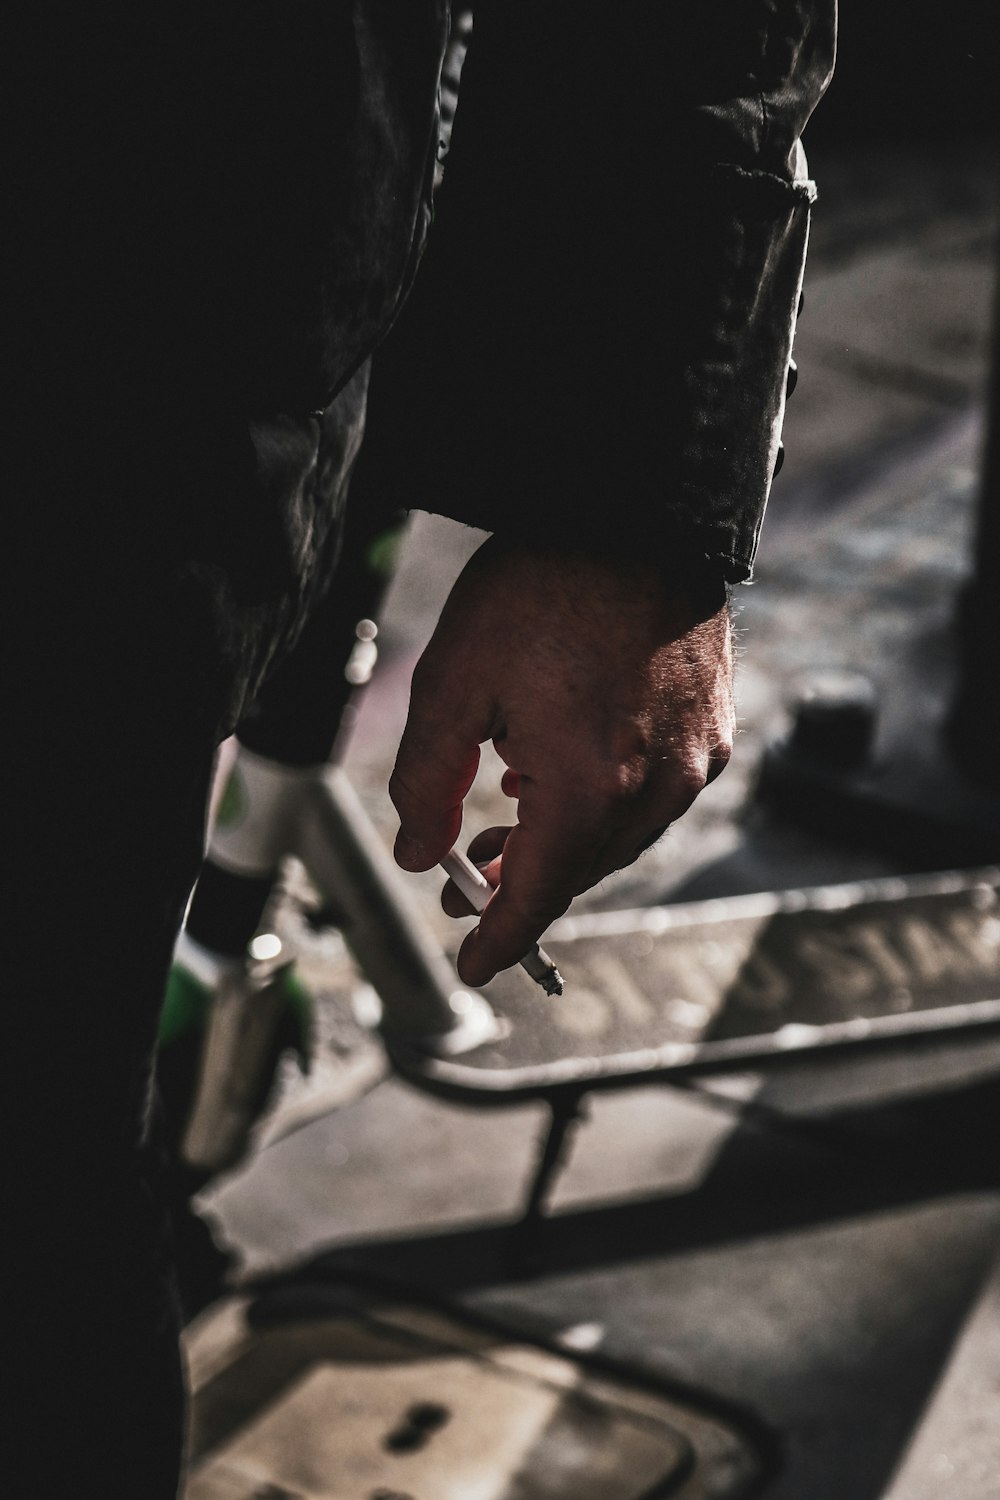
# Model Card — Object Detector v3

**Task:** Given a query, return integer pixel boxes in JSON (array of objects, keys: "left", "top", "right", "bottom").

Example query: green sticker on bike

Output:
[{"left": 216, "top": 768, "right": 247, "bottom": 828}]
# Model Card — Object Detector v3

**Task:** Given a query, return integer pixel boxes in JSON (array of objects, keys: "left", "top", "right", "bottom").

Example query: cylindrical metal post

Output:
[{"left": 948, "top": 259, "right": 1000, "bottom": 788}]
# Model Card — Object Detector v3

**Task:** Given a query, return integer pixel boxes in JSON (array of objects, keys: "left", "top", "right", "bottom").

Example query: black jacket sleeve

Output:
[{"left": 357, "top": 2, "right": 837, "bottom": 583}]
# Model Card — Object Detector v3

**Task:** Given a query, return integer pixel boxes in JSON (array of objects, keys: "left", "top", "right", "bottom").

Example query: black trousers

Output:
[
  {"left": 9, "top": 8, "right": 451, "bottom": 1489},
  {"left": 11, "top": 385, "right": 371, "bottom": 1496}
]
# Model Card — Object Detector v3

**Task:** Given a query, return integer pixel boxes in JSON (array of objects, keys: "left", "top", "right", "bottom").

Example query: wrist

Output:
[{"left": 476, "top": 529, "right": 730, "bottom": 622}]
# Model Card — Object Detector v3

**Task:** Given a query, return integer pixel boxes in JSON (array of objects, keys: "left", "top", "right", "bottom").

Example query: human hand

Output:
[{"left": 389, "top": 536, "right": 734, "bottom": 987}]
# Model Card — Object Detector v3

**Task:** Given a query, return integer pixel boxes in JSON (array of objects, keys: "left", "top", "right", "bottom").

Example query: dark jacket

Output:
[
  {"left": 13, "top": 3, "right": 835, "bottom": 740},
  {"left": 359, "top": 2, "right": 837, "bottom": 584}
]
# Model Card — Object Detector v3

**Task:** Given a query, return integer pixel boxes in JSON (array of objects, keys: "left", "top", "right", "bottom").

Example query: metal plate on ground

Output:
[
  {"left": 394, "top": 870, "right": 1000, "bottom": 1098},
  {"left": 183, "top": 1298, "right": 758, "bottom": 1500}
]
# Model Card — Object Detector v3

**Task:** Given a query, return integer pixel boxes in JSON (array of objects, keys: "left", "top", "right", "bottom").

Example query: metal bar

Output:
[
  {"left": 389, "top": 996, "right": 1000, "bottom": 1104},
  {"left": 546, "top": 865, "right": 999, "bottom": 943},
  {"left": 293, "top": 769, "right": 499, "bottom": 1052},
  {"left": 520, "top": 1092, "right": 587, "bottom": 1227}
]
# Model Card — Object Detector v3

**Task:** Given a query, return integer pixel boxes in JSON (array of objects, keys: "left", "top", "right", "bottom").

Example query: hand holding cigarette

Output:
[{"left": 390, "top": 537, "right": 733, "bottom": 989}]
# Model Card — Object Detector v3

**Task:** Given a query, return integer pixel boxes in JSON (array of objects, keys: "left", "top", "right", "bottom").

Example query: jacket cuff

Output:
[{"left": 661, "top": 163, "right": 815, "bottom": 582}]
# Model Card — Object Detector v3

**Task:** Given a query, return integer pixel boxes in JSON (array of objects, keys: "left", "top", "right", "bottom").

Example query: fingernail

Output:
[{"left": 394, "top": 833, "right": 426, "bottom": 870}]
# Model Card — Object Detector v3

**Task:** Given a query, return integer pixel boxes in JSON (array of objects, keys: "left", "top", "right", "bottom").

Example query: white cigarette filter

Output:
[{"left": 440, "top": 848, "right": 564, "bottom": 996}]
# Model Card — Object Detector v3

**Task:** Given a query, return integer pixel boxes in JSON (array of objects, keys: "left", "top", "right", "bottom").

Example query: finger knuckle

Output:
[
  {"left": 387, "top": 766, "right": 423, "bottom": 816},
  {"left": 681, "top": 751, "right": 713, "bottom": 800},
  {"left": 707, "top": 734, "right": 733, "bottom": 782},
  {"left": 599, "top": 757, "right": 648, "bottom": 807}
]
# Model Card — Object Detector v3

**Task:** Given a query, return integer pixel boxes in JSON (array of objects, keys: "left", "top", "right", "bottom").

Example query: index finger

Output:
[
  {"left": 389, "top": 713, "right": 483, "bottom": 871},
  {"left": 456, "top": 779, "right": 607, "bottom": 986}
]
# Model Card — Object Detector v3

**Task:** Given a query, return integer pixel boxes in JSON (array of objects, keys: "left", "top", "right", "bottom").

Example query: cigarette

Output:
[{"left": 440, "top": 848, "right": 565, "bottom": 996}]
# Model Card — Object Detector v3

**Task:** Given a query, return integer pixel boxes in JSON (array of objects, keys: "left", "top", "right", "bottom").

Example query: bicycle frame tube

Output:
[{"left": 293, "top": 769, "right": 500, "bottom": 1055}]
